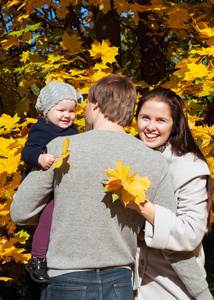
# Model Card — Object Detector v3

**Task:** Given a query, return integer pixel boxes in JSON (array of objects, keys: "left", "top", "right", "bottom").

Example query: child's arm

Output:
[
  {"left": 38, "top": 153, "right": 55, "bottom": 169},
  {"left": 22, "top": 119, "right": 50, "bottom": 167}
]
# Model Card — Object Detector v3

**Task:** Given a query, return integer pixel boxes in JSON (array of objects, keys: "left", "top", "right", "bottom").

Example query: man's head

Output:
[{"left": 87, "top": 74, "right": 137, "bottom": 127}]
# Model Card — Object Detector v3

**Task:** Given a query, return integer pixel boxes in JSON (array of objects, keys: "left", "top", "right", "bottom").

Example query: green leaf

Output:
[{"left": 8, "top": 22, "right": 42, "bottom": 37}]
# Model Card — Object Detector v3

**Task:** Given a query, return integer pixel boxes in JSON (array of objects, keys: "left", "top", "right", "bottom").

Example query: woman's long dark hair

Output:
[{"left": 136, "top": 87, "right": 213, "bottom": 229}]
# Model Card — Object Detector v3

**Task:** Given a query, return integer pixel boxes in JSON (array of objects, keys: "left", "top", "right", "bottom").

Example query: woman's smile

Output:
[{"left": 137, "top": 99, "right": 173, "bottom": 149}]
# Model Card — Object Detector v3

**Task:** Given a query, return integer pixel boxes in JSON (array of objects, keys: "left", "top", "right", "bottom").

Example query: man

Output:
[{"left": 10, "top": 74, "right": 210, "bottom": 299}]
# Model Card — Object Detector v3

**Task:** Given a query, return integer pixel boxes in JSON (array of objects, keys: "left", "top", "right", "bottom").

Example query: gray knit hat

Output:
[{"left": 35, "top": 81, "right": 83, "bottom": 115}]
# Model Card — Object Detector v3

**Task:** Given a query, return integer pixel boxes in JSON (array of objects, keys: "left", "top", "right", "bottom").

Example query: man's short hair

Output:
[{"left": 88, "top": 74, "right": 136, "bottom": 127}]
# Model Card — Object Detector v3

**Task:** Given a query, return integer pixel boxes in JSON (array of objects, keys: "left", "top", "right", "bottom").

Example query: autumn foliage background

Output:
[{"left": 0, "top": 0, "right": 214, "bottom": 297}]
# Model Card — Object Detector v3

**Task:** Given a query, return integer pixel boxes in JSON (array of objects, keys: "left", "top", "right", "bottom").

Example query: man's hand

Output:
[{"left": 38, "top": 153, "right": 55, "bottom": 169}]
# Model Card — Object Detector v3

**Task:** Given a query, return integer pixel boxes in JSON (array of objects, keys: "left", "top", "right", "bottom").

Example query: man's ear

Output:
[{"left": 93, "top": 102, "right": 100, "bottom": 110}]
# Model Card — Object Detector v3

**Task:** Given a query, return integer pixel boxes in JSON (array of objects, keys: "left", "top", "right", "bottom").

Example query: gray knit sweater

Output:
[
  {"left": 10, "top": 130, "right": 209, "bottom": 299},
  {"left": 11, "top": 130, "right": 174, "bottom": 272}
]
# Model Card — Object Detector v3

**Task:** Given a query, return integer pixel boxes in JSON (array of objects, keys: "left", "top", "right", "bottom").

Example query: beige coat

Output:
[{"left": 135, "top": 145, "right": 211, "bottom": 300}]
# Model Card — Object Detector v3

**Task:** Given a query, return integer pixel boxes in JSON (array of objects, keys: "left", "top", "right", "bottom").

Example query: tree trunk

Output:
[
  {"left": 91, "top": 7, "right": 121, "bottom": 68},
  {"left": 138, "top": 0, "right": 168, "bottom": 85}
]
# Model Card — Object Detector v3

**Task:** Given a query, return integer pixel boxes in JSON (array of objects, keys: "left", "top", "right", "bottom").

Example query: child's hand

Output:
[{"left": 38, "top": 153, "right": 55, "bottom": 169}]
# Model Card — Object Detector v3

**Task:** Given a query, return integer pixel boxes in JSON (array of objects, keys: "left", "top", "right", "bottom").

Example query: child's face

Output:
[{"left": 46, "top": 99, "right": 76, "bottom": 129}]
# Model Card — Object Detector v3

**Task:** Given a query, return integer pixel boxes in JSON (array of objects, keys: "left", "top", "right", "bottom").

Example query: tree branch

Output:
[{"left": 67, "top": 5, "right": 93, "bottom": 48}]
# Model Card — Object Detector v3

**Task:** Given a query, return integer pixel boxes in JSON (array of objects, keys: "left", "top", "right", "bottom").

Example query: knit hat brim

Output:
[{"left": 35, "top": 81, "right": 83, "bottom": 115}]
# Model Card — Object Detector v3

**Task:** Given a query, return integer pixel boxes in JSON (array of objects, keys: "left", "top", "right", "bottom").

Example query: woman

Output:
[{"left": 133, "top": 87, "right": 213, "bottom": 299}]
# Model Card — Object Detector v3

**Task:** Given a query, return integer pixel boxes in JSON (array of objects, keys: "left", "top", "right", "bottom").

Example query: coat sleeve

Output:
[
  {"left": 143, "top": 164, "right": 212, "bottom": 299},
  {"left": 162, "top": 250, "right": 212, "bottom": 300},
  {"left": 22, "top": 123, "right": 48, "bottom": 167},
  {"left": 144, "top": 176, "right": 208, "bottom": 251},
  {"left": 143, "top": 175, "right": 212, "bottom": 299}
]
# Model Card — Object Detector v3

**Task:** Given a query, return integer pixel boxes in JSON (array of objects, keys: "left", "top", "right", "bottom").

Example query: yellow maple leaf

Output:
[
  {"left": 166, "top": 8, "right": 189, "bottom": 30},
  {"left": 114, "top": 0, "right": 130, "bottom": 15},
  {"left": 16, "top": 97, "right": 32, "bottom": 116},
  {"left": 17, "top": 13, "right": 29, "bottom": 22},
  {"left": 183, "top": 63, "right": 208, "bottom": 81},
  {"left": 1, "top": 36, "right": 19, "bottom": 50},
  {"left": 0, "top": 114, "right": 20, "bottom": 130},
  {"left": 0, "top": 172, "right": 7, "bottom": 197},
  {"left": 20, "top": 50, "right": 30, "bottom": 63},
  {"left": 0, "top": 137, "right": 16, "bottom": 157},
  {"left": 0, "top": 277, "right": 12, "bottom": 282},
  {"left": 27, "top": 53, "right": 45, "bottom": 64},
  {"left": 52, "top": 1, "right": 69, "bottom": 19},
  {"left": 18, "top": 79, "right": 38, "bottom": 97},
  {"left": 99, "top": 0, "right": 111, "bottom": 14},
  {"left": 201, "top": 145, "right": 212, "bottom": 156},
  {"left": 191, "top": 46, "right": 214, "bottom": 57},
  {"left": 48, "top": 54, "right": 65, "bottom": 63},
  {"left": 14, "top": 230, "right": 30, "bottom": 244},
  {"left": 121, "top": 175, "right": 151, "bottom": 206},
  {"left": 2, "top": 153, "right": 22, "bottom": 175},
  {"left": 1, "top": 245, "right": 28, "bottom": 263},
  {"left": 53, "top": 136, "right": 70, "bottom": 169},
  {"left": 192, "top": 125, "right": 213, "bottom": 148},
  {"left": 207, "top": 157, "right": 214, "bottom": 176},
  {"left": 91, "top": 70, "right": 112, "bottom": 82},
  {"left": 60, "top": 32, "right": 82, "bottom": 51},
  {"left": 23, "top": 31, "right": 33, "bottom": 44},
  {"left": 5, "top": 173, "right": 22, "bottom": 191},
  {"left": 89, "top": 39, "right": 119, "bottom": 65},
  {"left": 6, "top": 0, "right": 22, "bottom": 8},
  {"left": 24, "top": 0, "right": 45, "bottom": 14},
  {"left": 93, "top": 61, "right": 110, "bottom": 70},
  {"left": 193, "top": 20, "right": 214, "bottom": 39},
  {"left": 0, "top": 201, "right": 11, "bottom": 217},
  {"left": 104, "top": 160, "right": 151, "bottom": 207},
  {"left": 105, "top": 160, "right": 136, "bottom": 191}
]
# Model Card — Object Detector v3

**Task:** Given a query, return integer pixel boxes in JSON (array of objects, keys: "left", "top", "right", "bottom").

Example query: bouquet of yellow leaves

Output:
[{"left": 104, "top": 160, "right": 152, "bottom": 207}]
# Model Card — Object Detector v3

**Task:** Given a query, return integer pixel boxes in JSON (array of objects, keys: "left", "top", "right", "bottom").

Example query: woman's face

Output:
[{"left": 137, "top": 98, "right": 174, "bottom": 149}]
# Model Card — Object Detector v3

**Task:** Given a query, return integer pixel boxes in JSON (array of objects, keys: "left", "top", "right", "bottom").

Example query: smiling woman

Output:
[
  {"left": 137, "top": 98, "right": 173, "bottom": 149},
  {"left": 132, "top": 87, "right": 213, "bottom": 299}
]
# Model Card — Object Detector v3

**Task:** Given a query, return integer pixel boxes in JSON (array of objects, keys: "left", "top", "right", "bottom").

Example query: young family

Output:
[{"left": 10, "top": 75, "right": 212, "bottom": 299}]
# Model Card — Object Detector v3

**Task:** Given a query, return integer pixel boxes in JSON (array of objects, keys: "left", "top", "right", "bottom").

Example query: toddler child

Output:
[{"left": 22, "top": 81, "right": 83, "bottom": 283}]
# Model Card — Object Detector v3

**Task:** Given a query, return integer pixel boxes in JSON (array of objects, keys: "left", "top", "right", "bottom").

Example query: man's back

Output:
[{"left": 11, "top": 130, "right": 176, "bottom": 277}]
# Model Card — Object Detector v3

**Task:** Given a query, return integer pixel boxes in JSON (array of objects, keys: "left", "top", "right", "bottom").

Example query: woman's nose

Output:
[{"left": 147, "top": 121, "right": 156, "bottom": 130}]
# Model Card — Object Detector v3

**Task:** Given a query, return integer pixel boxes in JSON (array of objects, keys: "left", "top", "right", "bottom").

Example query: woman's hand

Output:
[{"left": 126, "top": 200, "right": 155, "bottom": 225}]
